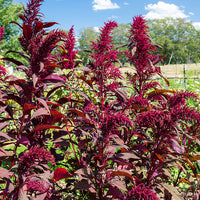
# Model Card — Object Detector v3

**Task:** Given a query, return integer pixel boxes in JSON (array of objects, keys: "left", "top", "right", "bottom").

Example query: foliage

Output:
[
  {"left": 78, "top": 18, "right": 200, "bottom": 65},
  {"left": 0, "top": 1, "right": 200, "bottom": 200},
  {"left": 0, "top": 0, "right": 24, "bottom": 61},
  {"left": 78, "top": 27, "right": 98, "bottom": 65},
  {"left": 148, "top": 18, "right": 200, "bottom": 64}
]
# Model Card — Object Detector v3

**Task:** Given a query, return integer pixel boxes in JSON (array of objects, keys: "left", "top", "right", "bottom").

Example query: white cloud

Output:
[
  {"left": 93, "top": 26, "right": 100, "bottom": 32},
  {"left": 145, "top": 1, "right": 189, "bottom": 20},
  {"left": 189, "top": 12, "right": 194, "bottom": 16},
  {"left": 193, "top": 22, "right": 200, "bottom": 30},
  {"left": 108, "top": 15, "right": 120, "bottom": 20},
  {"left": 124, "top": 2, "right": 129, "bottom": 6},
  {"left": 92, "top": 0, "right": 120, "bottom": 11}
]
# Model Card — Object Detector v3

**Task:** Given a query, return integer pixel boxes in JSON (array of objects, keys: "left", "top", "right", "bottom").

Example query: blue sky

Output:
[{"left": 14, "top": 0, "right": 200, "bottom": 34}]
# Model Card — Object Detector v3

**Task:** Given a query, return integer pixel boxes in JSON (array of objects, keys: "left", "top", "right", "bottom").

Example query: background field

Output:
[{"left": 121, "top": 63, "right": 200, "bottom": 78}]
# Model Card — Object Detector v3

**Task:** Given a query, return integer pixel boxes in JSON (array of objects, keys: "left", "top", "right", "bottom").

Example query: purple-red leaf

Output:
[
  {"left": 0, "top": 122, "right": 9, "bottom": 131},
  {"left": 0, "top": 167, "right": 12, "bottom": 178},
  {"left": 32, "top": 124, "right": 62, "bottom": 132},
  {"left": 106, "top": 186, "right": 125, "bottom": 199},
  {"left": 2, "top": 57, "right": 24, "bottom": 66},
  {"left": 30, "top": 108, "right": 50, "bottom": 120},
  {"left": 34, "top": 21, "right": 44, "bottom": 34},
  {"left": 43, "top": 74, "right": 65, "bottom": 82},
  {"left": 32, "top": 73, "right": 38, "bottom": 88},
  {"left": 17, "top": 136, "right": 30, "bottom": 146},
  {"left": 36, "top": 97, "right": 50, "bottom": 113},
  {"left": 43, "top": 22, "right": 58, "bottom": 28},
  {"left": 110, "top": 170, "right": 133, "bottom": 181},
  {"left": 160, "top": 183, "right": 184, "bottom": 200},
  {"left": 170, "top": 139, "right": 184, "bottom": 154},
  {"left": 16, "top": 13, "right": 27, "bottom": 22},
  {"left": 6, "top": 51, "right": 30, "bottom": 60},
  {"left": 23, "top": 103, "right": 36, "bottom": 113},
  {"left": 0, "top": 147, "right": 14, "bottom": 157},
  {"left": 23, "top": 24, "right": 32, "bottom": 40},
  {"left": 10, "top": 21, "right": 22, "bottom": 29},
  {"left": 68, "top": 108, "right": 91, "bottom": 124}
]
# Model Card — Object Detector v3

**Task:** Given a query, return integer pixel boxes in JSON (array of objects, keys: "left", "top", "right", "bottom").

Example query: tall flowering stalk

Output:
[
  {"left": 0, "top": 26, "right": 4, "bottom": 42},
  {"left": 57, "top": 26, "right": 79, "bottom": 69},
  {"left": 0, "top": 0, "right": 70, "bottom": 199},
  {"left": 70, "top": 21, "right": 134, "bottom": 199},
  {"left": 123, "top": 16, "right": 200, "bottom": 199},
  {"left": 0, "top": 26, "right": 6, "bottom": 76},
  {"left": 126, "top": 16, "right": 161, "bottom": 96},
  {"left": 89, "top": 21, "right": 122, "bottom": 96},
  {"left": 0, "top": 1, "right": 200, "bottom": 198}
]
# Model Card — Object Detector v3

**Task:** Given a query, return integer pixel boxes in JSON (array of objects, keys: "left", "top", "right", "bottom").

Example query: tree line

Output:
[
  {"left": 1, "top": 0, "right": 200, "bottom": 65},
  {"left": 78, "top": 18, "right": 200, "bottom": 65}
]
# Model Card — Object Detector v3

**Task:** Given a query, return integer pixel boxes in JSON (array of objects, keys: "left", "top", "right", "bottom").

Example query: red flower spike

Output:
[
  {"left": 0, "top": 26, "right": 4, "bottom": 42},
  {"left": 52, "top": 168, "right": 73, "bottom": 182}
]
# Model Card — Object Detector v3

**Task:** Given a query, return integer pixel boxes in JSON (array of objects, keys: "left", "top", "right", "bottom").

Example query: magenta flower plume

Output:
[
  {"left": 0, "top": 26, "right": 6, "bottom": 76},
  {"left": 89, "top": 21, "right": 121, "bottom": 84},
  {"left": 127, "top": 16, "right": 158, "bottom": 73},
  {"left": 30, "top": 29, "right": 67, "bottom": 73},
  {"left": 24, "top": 0, "right": 44, "bottom": 27},
  {"left": 58, "top": 26, "right": 78, "bottom": 69},
  {"left": 19, "top": 146, "right": 55, "bottom": 173},
  {"left": 167, "top": 90, "right": 199, "bottom": 108},
  {"left": 26, "top": 180, "right": 49, "bottom": 193},
  {"left": 0, "top": 26, "right": 4, "bottom": 43},
  {"left": 126, "top": 16, "right": 162, "bottom": 95},
  {"left": 127, "top": 184, "right": 159, "bottom": 200}
]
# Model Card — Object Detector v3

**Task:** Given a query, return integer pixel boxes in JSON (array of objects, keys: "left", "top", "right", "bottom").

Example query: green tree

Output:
[
  {"left": 78, "top": 23, "right": 130, "bottom": 66},
  {"left": 78, "top": 27, "right": 98, "bottom": 65},
  {"left": 148, "top": 18, "right": 200, "bottom": 64},
  {"left": 112, "top": 23, "right": 129, "bottom": 65},
  {"left": 0, "top": 0, "right": 23, "bottom": 60}
]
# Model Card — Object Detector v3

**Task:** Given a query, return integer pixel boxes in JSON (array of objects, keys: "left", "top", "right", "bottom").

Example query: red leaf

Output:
[
  {"left": 36, "top": 97, "right": 50, "bottom": 113},
  {"left": 32, "top": 124, "right": 62, "bottom": 132},
  {"left": 2, "top": 57, "right": 23, "bottom": 66},
  {"left": 68, "top": 108, "right": 91, "bottom": 124},
  {"left": 46, "top": 101, "right": 63, "bottom": 107},
  {"left": 52, "top": 168, "right": 73, "bottom": 182},
  {"left": 32, "top": 73, "right": 38, "bottom": 88},
  {"left": 0, "top": 131, "right": 12, "bottom": 141},
  {"left": 34, "top": 21, "right": 43, "bottom": 34},
  {"left": 43, "top": 22, "right": 58, "bottom": 28},
  {"left": 30, "top": 108, "right": 50, "bottom": 120},
  {"left": 110, "top": 170, "right": 133, "bottom": 181},
  {"left": 17, "top": 136, "right": 30, "bottom": 146},
  {"left": 23, "top": 103, "right": 36, "bottom": 113},
  {"left": 10, "top": 21, "right": 22, "bottom": 29},
  {"left": 78, "top": 75, "right": 93, "bottom": 89},
  {"left": 50, "top": 109, "right": 63, "bottom": 123},
  {"left": 0, "top": 122, "right": 9, "bottom": 131},
  {"left": 43, "top": 74, "right": 65, "bottom": 82},
  {"left": 23, "top": 24, "right": 32, "bottom": 40},
  {"left": 0, "top": 167, "right": 11, "bottom": 178},
  {"left": 19, "top": 15, "right": 27, "bottom": 22},
  {"left": 106, "top": 187, "right": 125, "bottom": 199},
  {"left": 0, "top": 147, "right": 14, "bottom": 157},
  {"left": 16, "top": 13, "right": 27, "bottom": 22}
]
